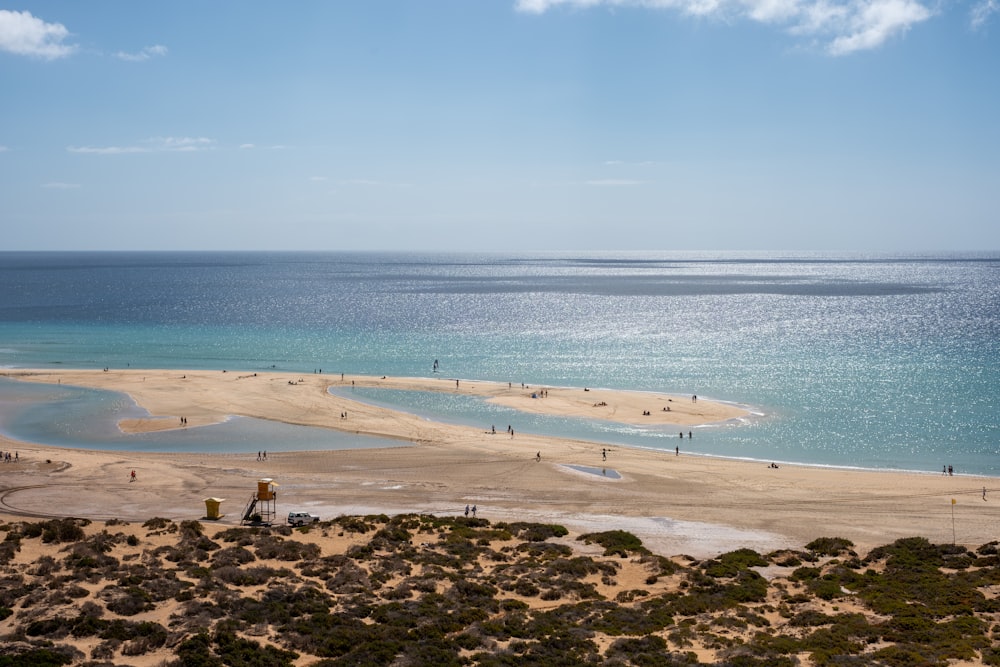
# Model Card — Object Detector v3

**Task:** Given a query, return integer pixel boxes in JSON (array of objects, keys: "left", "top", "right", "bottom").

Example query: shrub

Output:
[
  {"left": 577, "top": 530, "right": 647, "bottom": 557},
  {"left": 704, "top": 549, "right": 768, "bottom": 578},
  {"left": 21, "top": 518, "right": 88, "bottom": 544},
  {"left": 805, "top": 537, "right": 855, "bottom": 557},
  {"left": 0, "top": 648, "right": 76, "bottom": 667},
  {"left": 142, "top": 517, "right": 173, "bottom": 531}
]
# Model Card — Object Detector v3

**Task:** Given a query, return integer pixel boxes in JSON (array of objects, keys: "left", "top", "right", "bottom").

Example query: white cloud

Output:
[
  {"left": 114, "top": 44, "right": 167, "bottom": 62},
  {"left": 514, "top": 0, "right": 935, "bottom": 54},
  {"left": 827, "top": 0, "right": 932, "bottom": 54},
  {"left": 0, "top": 145, "right": 8, "bottom": 152},
  {"left": 240, "top": 143, "right": 256, "bottom": 149},
  {"left": 42, "top": 182, "right": 80, "bottom": 189},
  {"left": 155, "top": 136, "right": 214, "bottom": 152},
  {"left": 971, "top": 0, "right": 998, "bottom": 27},
  {"left": 67, "top": 136, "right": 217, "bottom": 154},
  {"left": 0, "top": 9, "right": 75, "bottom": 59},
  {"left": 67, "top": 145, "right": 145, "bottom": 155}
]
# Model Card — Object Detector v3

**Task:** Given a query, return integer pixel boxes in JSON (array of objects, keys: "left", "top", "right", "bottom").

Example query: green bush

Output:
[
  {"left": 577, "top": 530, "right": 647, "bottom": 556},
  {"left": 805, "top": 537, "right": 855, "bottom": 556}
]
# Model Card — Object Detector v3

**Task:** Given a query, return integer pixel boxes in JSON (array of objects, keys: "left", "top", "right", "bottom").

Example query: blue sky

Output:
[{"left": 1, "top": 1, "right": 997, "bottom": 252}]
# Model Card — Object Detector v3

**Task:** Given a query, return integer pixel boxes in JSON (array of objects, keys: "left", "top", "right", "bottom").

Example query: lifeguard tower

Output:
[{"left": 241, "top": 478, "right": 278, "bottom": 526}]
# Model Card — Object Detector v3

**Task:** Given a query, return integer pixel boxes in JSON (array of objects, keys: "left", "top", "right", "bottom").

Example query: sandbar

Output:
[{"left": 1, "top": 368, "right": 997, "bottom": 558}]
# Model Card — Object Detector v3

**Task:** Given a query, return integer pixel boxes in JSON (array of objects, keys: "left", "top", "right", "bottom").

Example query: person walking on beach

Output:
[
  {"left": 536, "top": 451, "right": 541, "bottom": 462},
  {"left": 984, "top": 487, "right": 988, "bottom": 501},
  {"left": 471, "top": 505, "right": 477, "bottom": 517},
  {"left": 675, "top": 445, "right": 679, "bottom": 456},
  {"left": 602, "top": 448, "right": 606, "bottom": 461},
  {"left": 130, "top": 469, "right": 136, "bottom": 482},
  {"left": 465, "top": 504, "right": 469, "bottom": 517}
]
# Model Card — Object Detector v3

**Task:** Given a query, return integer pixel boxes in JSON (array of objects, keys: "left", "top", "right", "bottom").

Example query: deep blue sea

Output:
[{"left": 0, "top": 251, "right": 997, "bottom": 474}]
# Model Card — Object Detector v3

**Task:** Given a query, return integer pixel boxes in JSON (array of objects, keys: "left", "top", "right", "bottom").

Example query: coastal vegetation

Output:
[{"left": 2, "top": 514, "right": 1000, "bottom": 665}]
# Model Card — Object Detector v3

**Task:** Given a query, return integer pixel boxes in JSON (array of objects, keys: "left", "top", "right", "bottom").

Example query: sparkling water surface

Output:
[{"left": 0, "top": 251, "right": 997, "bottom": 473}]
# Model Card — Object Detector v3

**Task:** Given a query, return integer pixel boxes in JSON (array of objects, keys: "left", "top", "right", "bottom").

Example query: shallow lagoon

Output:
[
  {"left": 329, "top": 386, "right": 732, "bottom": 454},
  {"left": 0, "top": 378, "right": 405, "bottom": 454},
  {"left": 564, "top": 464, "right": 622, "bottom": 479}
]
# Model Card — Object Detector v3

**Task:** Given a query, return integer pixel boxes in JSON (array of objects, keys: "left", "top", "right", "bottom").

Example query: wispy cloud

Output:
[
  {"left": 971, "top": 0, "right": 998, "bottom": 28},
  {"left": 0, "top": 145, "right": 8, "bottom": 152},
  {"left": 514, "top": 0, "right": 934, "bottom": 54},
  {"left": 42, "top": 182, "right": 81, "bottom": 189},
  {"left": 0, "top": 9, "right": 76, "bottom": 59},
  {"left": 114, "top": 44, "right": 168, "bottom": 62},
  {"left": 67, "top": 137, "right": 217, "bottom": 154},
  {"left": 826, "top": 0, "right": 931, "bottom": 54},
  {"left": 240, "top": 143, "right": 291, "bottom": 150}
]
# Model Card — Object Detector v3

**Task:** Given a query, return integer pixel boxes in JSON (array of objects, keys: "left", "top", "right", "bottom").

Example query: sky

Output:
[{"left": 1, "top": 1, "right": 998, "bottom": 252}]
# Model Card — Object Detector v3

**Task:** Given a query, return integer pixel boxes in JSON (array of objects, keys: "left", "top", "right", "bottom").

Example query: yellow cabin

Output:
[{"left": 203, "top": 497, "right": 225, "bottom": 520}]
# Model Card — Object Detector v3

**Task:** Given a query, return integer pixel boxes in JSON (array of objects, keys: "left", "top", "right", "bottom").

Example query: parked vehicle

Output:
[{"left": 287, "top": 511, "right": 320, "bottom": 526}]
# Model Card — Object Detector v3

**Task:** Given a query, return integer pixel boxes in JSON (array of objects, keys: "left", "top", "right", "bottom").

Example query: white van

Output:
[{"left": 287, "top": 511, "right": 320, "bottom": 526}]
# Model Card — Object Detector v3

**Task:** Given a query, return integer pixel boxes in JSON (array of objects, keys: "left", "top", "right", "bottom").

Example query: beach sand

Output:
[{"left": 1, "top": 368, "right": 997, "bottom": 558}]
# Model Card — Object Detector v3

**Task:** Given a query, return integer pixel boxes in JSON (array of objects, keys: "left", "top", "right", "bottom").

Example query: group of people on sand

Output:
[
  {"left": 257, "top": 451, "right": 267, "bottom": 461},
  {"left": 487, "top": 425, "right": 515, "bottom": 438},
  {"left": 1, "top": 450, "right": 18, "bottom": 463},
  {"left": 464, "top": 504, "right": 477, "bottom": 517}
]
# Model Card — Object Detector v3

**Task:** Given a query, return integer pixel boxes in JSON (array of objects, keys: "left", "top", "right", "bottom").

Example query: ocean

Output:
[{"left": 0, "top": 251, "right": 997, "bottom": 474}]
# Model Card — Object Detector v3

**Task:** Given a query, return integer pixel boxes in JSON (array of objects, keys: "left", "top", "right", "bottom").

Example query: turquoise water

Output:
[
  {"left": 0, "top": 251, "right": 997, "bottom": 473},
  {"left": 0, "top": 378, "right": 405, "bottom": 454}
]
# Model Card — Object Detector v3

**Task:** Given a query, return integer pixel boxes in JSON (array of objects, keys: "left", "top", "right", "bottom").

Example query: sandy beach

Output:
[{"left": 1, "top": 368, "right": 998, "bottom": 558}]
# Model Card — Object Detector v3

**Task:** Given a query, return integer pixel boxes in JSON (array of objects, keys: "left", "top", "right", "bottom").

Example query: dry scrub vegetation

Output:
[{"left": 2, "top": 514, "right": 1000, "bottom": 666}]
